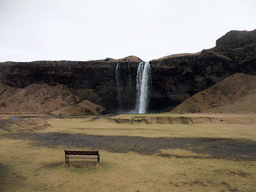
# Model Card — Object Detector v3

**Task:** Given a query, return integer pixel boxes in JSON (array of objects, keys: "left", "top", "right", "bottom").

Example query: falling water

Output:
[
  {"left": 135, "top": 62, "right": 151, "bottom": 114},
  {"left": 116, "top": 61, "right": 151, "bottom": 114}
]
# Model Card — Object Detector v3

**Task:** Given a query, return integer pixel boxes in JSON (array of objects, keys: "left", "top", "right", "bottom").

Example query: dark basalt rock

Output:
[
  {"left": 215, "top": 29, "right": 256, "bottom": 50},
  {"left": 0, "top": 57, "right": 142, "bottom": 113},
  {"left": 149, "top": 29, "right": 256, "bottom": 111}
]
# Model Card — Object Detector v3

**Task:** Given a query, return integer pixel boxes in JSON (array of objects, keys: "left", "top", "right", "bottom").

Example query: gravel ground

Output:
[{"left": 3, "top": 132, "right": 256, "bottom": 161}]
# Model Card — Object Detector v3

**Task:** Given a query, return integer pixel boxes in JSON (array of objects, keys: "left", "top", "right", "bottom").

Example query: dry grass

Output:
[
  {"left": 151, "top": 52, "right": 201, "bottom": 63},
  {"left": 40, "top": 116, "right": 256, "bottom": 141},
  {"left": 172, "top": 73, "right": 256, "bottom": 114},
  {"left": 106, "top": 55, "right": 142, "bottom": 63},
  {"left": 1, "top": 114, "right": 256, "bottom": 191},
  {"left": 0, "top": 83, "right": 104, "bottom": 116}
]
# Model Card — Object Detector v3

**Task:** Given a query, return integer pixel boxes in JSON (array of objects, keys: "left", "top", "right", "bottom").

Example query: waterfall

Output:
[
  {"left": 115, "top": 61, "right": 151, "bottom": 114},
  {"left": 115, "top": 63, "right": 133, "bottom": 113},
  {"left": 135, "top": 62, "right": 151, "bottom": 114}
]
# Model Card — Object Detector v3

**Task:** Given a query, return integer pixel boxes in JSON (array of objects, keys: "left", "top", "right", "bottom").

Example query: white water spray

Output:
[{"left": 135, "top": 62, "right": 151, "bottom": 114}]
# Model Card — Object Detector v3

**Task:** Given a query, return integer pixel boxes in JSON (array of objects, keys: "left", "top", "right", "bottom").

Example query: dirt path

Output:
[{"left": 3, "top": 132, "right": 256, "bottom": 161}]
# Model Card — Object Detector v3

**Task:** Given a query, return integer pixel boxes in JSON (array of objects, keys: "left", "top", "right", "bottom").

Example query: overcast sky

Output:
[{"left": 1, "top": 0, "right": 256, "bottom": 62}]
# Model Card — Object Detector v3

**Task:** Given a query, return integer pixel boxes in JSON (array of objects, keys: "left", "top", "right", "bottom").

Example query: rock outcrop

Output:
[{"left": 215, "top": 30, "right": 256, "bottom": 50}]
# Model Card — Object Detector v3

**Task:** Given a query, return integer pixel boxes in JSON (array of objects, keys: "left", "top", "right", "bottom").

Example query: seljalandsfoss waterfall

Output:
[
  {"left": 135, "top": 62, "right": 152, "bottom": 114},
  {"left": 115, "top": 61, "right": 151, "bottom": 114}
]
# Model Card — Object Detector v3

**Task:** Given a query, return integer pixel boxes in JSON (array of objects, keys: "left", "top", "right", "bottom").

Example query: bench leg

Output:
[
  {"left": 65, "top": 155, "right": 69, "bottom": 164},
  {"left": 98, "top": 154, "right": 100, "bottom": 164}
]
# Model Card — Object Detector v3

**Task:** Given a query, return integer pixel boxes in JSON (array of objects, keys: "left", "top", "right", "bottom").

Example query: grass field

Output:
[{"left": 0, "top": 113, "right": 256, "bottom": 191}]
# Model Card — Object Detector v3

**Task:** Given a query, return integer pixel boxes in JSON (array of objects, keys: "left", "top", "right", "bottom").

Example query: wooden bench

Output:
[{"left": 64, "top": 150, "right": 100, "bottom": 164}]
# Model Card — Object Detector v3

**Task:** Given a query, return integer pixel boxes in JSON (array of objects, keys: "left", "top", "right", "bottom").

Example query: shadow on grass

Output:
[
  {"left": 3, "top": 132, "right": 256, "bottom": 161},
  {"left": 41, "top": 161, "right": 100, "bottom": 169},
  {"left": 0, "top": 163, "right": 27, "bottom": 191}
]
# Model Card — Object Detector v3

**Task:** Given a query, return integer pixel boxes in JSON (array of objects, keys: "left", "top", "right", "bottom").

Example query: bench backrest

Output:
[{"left": 65, "top": 150, "right": 99, "bottom": 156}]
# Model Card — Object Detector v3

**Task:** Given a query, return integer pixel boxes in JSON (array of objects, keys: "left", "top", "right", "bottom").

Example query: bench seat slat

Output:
[
  {"left": 68, "top": 155, "right": 98, "bottom": 159},
  {"left": 65, "top": 150, "right": 98, "bottom": 155}
]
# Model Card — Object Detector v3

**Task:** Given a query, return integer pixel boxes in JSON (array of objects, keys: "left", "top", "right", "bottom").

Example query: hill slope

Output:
[
  {"left": 0, "top": 83, "right": 105, "bottom": 115},
  {"left": 171, "top": 73, "right": 256, "bottom": 113}
]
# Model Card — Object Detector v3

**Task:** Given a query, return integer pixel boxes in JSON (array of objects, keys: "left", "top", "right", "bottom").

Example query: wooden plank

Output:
[
  {"left": 68, "top": 155, "right": 98, "bottom": 159},
  {"left": 65, "top": 150, "right": 99, "bottom": 155}
]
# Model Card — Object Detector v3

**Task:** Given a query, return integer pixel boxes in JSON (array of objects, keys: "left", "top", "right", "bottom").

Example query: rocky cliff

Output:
[
  {"left": 149, "top": 29, "right": 256, "bottom": 111},
  {"left": 0, "top": 56, "right": 142, "bottom": 113},
  {"left": 0, "top": 30, "right": 255, "bottom": 114}
]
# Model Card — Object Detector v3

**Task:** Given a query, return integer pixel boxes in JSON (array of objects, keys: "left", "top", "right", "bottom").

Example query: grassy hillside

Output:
[
  {"left": 172, "top": 73, "right": 256, "bottom": 113},
  {"left": 0, "top": 83, "right": 105, "bottom": 115}
]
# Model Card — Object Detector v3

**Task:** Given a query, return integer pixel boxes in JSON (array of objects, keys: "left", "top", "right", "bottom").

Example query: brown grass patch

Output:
[
  {"left": 151, "top": 52, "right": 201, "bottom": 63},
  {"left": 172, "top": 73, "right": 256, "bottom": 114},
  {"left": 0, "top": 83, "right": 105, "bottom": 116}
]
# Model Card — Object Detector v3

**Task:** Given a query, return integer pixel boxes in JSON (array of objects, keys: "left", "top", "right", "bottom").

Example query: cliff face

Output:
[
  {"left": 149, "top": 29, "right": 256, "bottom": 111},
  {"left": 0, "top": 56, "right": 142, "bottom": 113},
  {"left": 0, "top": 30, "right": 255, "bottom": 113}
]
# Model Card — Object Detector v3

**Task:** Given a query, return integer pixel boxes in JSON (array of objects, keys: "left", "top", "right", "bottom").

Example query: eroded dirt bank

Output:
[{"left": 110, "top": 113, "right": 256, "bottom": 124}]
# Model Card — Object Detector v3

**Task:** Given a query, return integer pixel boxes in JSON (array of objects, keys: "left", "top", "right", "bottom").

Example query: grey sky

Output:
[{"left": 1, "top": 0, "right": 256, "bottom": 62}]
